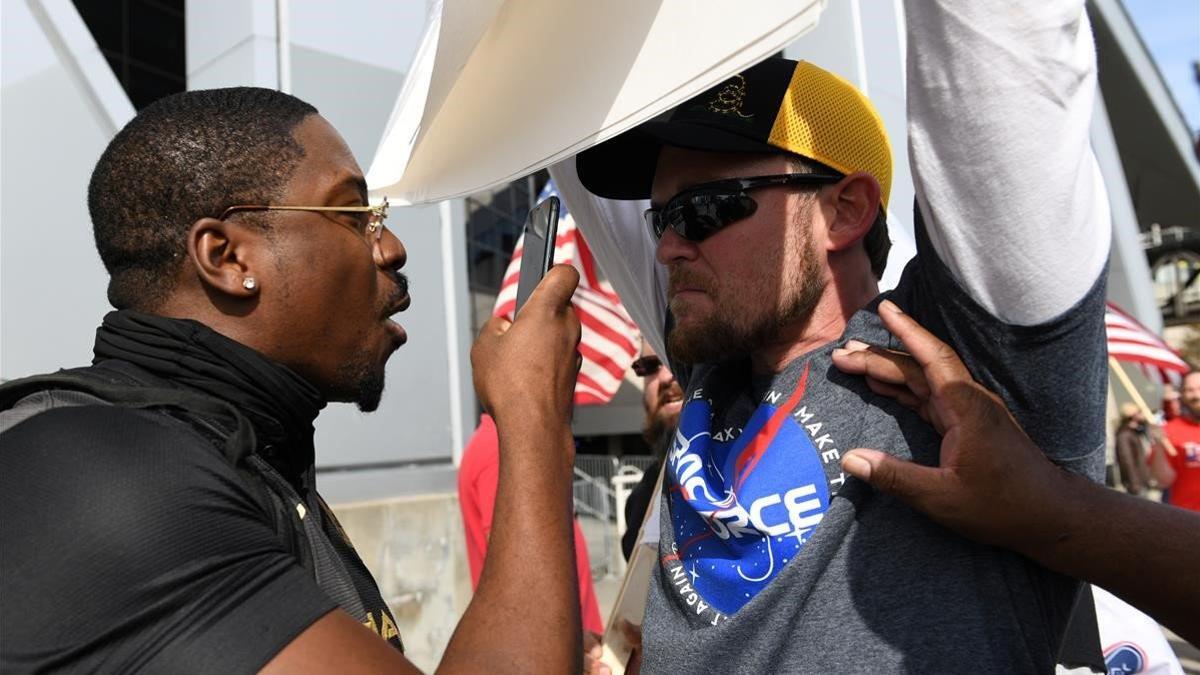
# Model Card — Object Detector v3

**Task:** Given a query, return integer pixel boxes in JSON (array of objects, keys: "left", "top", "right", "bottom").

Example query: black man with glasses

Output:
[
  {"left": 574, "top": 4, "right": 1111, "bottom": 672},
  {"left": 1, "top": 89, "right": 585, "bottom": 673}
]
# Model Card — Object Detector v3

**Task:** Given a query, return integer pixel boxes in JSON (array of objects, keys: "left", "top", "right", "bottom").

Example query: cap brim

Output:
[{"left": 577, "top": 120, "right": 780, "bottom": 200}]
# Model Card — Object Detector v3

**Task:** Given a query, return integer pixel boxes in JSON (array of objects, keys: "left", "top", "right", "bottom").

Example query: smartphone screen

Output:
[{"left": 513, "top": 196, "right": 560, "bottom": 316}]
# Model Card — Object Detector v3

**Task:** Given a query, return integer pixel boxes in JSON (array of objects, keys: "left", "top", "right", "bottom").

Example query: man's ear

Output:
[
  {"left": 186, "top": 217, "right": 263, "bottom": 298},
  {"left": 823, "top": 172, "right": 881, "bottom": 252}
]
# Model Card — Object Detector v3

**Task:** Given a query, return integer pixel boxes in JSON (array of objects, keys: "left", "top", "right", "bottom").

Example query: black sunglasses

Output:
[
  {"left": 644, "top": 172, "right": 843, "bottom": 242},
  {"left": 631, "top": 355, "right": 662, "bottom": 377}
]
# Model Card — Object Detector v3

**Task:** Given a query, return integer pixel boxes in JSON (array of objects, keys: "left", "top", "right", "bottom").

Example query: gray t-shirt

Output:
[{"left": 642, "top": 214, "right": 1108, "bottom": 673}]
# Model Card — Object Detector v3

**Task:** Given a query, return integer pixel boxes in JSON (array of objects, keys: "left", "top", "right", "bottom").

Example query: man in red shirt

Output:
[
  {"left": 458, "top": 414, "right": 606, "bottom": 635},
  {"left": 1153, "top": 371, "right": 1200, "bottom": 511}
]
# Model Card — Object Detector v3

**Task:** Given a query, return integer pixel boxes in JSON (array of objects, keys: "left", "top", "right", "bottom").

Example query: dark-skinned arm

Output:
[
  {"left": 438, "top": 264, "right": 583, "bottom": 673},
  {"left": 831, "top": 300, "right": 1200, "bottom": 646},
  {"left": 262, "top": 266, "right": 584, "bottom": 674}
]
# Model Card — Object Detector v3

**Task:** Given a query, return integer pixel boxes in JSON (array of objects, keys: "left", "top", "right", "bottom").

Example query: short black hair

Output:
[
  {"left": 862, "top": 209, "right": 891, "bottom": 281},
  {"left": 88, "top": 87, "right": 319, "bottom": 310}
]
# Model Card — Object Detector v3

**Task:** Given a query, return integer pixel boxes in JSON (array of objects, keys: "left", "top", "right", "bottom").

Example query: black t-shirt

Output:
[{"left": 1, "top": 404, "right": 336, "bottom": 673}]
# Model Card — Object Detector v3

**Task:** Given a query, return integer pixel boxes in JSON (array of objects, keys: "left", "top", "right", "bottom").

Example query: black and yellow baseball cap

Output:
[{"left": 577, "top": 57, "right": 893, "bottom": 208}]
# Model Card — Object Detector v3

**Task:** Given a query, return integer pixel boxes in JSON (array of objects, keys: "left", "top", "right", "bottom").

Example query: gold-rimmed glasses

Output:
[{"left": 219, "top": 196, "right": 390, "bottom": 242}]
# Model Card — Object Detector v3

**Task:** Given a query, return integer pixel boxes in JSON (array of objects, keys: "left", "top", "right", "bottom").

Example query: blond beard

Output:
[{"left": 668, "top": 218, "right": 825, "bottom": 365}]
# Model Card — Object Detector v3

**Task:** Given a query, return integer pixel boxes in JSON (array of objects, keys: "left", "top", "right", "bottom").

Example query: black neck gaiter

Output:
[{"left": 92, "top": 310, "right": 326, "bottom": 482}]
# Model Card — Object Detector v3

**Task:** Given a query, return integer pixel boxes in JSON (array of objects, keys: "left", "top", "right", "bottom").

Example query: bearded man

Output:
[
  {"left": 571, "top": 1, "right": 1111, "bottom": 670},
  {"left": 1152, "top": 371, "right": 1200, "bottom": 511}
]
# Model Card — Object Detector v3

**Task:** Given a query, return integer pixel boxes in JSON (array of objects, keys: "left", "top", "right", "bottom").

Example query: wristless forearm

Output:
[
  {"left": 1021, "top": 472, "right": 1200, "bottom": 644},
  {"left": 439, "top": 416, "right": 579, "bottom": 673}
]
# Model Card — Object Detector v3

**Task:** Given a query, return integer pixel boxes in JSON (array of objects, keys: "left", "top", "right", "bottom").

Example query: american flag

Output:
[
  {"left": 493, "top": 181, "right": 641, "bottom": 406},
  {"left": 1106, "top": 301, "right": 1192, "bottom": 384}
]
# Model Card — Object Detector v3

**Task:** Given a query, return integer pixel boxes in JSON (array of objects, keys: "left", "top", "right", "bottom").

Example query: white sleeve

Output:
[
  {"left": 549, "top": 160, "right": 669, "bottom": 358},
  {"left": 903, "top": 1, "right": 1111, "bottom": 326}
]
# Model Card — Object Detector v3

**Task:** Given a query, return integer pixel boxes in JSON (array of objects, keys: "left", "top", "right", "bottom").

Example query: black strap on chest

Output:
[
  {"left": 0, "top": 364, "right": 404, "bottom": 650},
  {"left": 0, "top": 365, "right": 306, "bottom": 565},
  {"left": 1, "top": 364, "right": 254, "bottom": 459}
]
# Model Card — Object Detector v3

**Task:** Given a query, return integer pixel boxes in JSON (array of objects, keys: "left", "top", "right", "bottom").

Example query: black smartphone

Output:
[{"left": 513, "top": 196, "right": 560, "bottom": 316}]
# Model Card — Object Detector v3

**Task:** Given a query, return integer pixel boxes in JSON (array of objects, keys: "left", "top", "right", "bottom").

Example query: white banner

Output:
[{"left": 367, "top": 0, "right": 828, "bottom": 205}]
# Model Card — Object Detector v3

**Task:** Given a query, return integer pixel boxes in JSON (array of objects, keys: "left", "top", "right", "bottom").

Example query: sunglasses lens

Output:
[
  {"left": 632, "top": 356, "right": 662, "bottom": 376},
  {"left": 644, "top": 210, "right": 665, "bottom": 240},
  {"left": 657, "top": 192, "right": 757, "bottom": 242}
]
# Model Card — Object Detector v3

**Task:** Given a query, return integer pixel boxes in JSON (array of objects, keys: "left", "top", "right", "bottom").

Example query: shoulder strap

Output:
[
  {"left": 244, "top": 454, "right": 313, "bottom": 572},
  {"left": 0, "top": 367, "right": 257, "bottom": 466},
  {"left": 0, "top": 366, "right": 317, "bottom": 582}
]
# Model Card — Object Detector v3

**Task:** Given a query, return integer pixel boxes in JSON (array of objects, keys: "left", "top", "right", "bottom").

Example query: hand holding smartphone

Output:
[{"left": 513, "top": 196, "right": 560, "bottom": 316}]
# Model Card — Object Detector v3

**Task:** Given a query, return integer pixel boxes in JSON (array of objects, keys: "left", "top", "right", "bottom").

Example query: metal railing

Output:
[{"left": 573, "top": 454, "right": 656, "bottom": 579}]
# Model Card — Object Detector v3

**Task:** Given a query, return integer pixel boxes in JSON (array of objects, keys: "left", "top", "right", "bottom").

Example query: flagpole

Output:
[{"left": 1108, "top": 356, "right": 1177, "bottom": 456}]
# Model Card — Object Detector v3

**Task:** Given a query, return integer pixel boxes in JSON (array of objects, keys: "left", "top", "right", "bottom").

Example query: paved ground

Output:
[{"left": 595, "top": 575, "right": 621, "bottom": 625}]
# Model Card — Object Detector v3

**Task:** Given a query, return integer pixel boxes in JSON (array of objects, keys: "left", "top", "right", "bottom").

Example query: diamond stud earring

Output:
[{"left": 242, "top": 277, "right": 257, "bottom": 291}]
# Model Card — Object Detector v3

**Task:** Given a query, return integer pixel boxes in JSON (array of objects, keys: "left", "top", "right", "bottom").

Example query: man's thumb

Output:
[
  {"left": 842, "top": 449, "right": 936, "bottom": 503},
  {"left": 533, "top": 265, "right": 580, "bottom": 308}
]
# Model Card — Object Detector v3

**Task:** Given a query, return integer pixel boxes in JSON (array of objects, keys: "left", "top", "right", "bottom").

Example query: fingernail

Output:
[
  {"left": 844, "top": 339, "right": 869, "bottom": 351},
  {"left": 832, "top": 348, "right": 849, "bottom": 357},
  {"left": 880, "top": 299, "right": 903, "bottom": 314},
  {"left": 842, "top": 452, "right": 872, "bottom": 480}
]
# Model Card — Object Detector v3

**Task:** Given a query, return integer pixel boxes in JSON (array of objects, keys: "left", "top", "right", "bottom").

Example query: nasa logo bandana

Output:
[{"left": 662, "top": 361, "right": 839, "bottom": 619}]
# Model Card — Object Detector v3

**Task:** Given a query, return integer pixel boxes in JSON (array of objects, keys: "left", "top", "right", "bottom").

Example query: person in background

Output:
[
  {"left": 1114, "top": 402, "right": 1153, "bottom": 496},
  {"left": 636, "top": 347, "right": 684, "bottom": 455},
  {"left": 1162, "top": 383, "right": 1182, "bottom": 423},
  {"left": 458, "top": 413, "right": 605, "bottom": 636},
  {"left": 620, "top": 346, "right": 683, "bottom": 560},
  {"left": 1151, "top": 371, "right": 1200, "bottom": 512},
  {"left": 1159, "top": 383, "right": 1183, "bottom": 503}
]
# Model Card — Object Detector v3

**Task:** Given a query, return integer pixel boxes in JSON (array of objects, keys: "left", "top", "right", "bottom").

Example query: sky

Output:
[{"left": 1123, "top": 0, "right": 1200, "bottom": 134}]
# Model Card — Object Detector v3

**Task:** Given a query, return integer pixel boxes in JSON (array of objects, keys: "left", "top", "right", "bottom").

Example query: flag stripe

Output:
[
  {"left": 492, "top": 180, "right": 641, "bottom": 406},
  {"left": 1104, "top": 302, "right": 1190, "bottom": 377},
  {"left": 579, "top": 341, "right": 630, "bottom": 383},
  {"left": 578, "top": 309, "right": 639, "bottom": 357},
  {"left": 576, "top": 371, "right": 613, "bottom": 401},
  {"left": 575, "top": 229, "right": 605, "bottom": 290}
]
